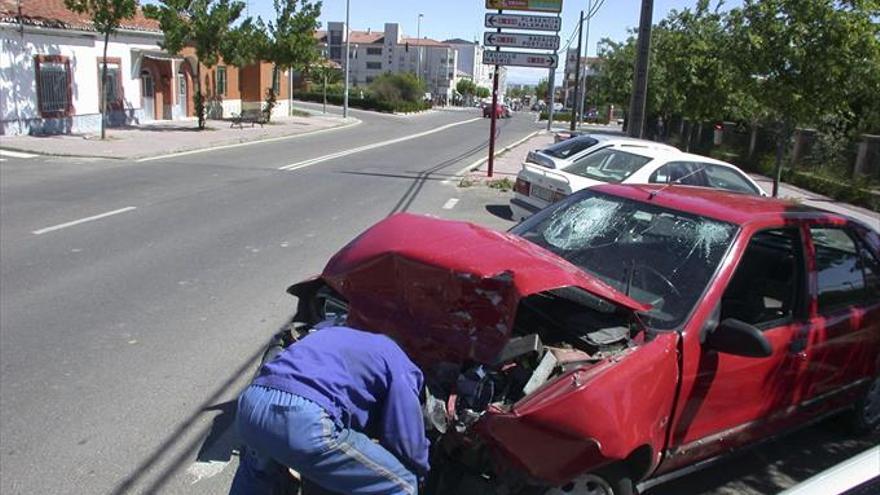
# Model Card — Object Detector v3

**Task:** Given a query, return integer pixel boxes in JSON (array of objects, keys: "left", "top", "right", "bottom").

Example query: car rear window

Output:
[
  {"left": 542, "top": 136, "right": 599, "bottom": 159},
  {"left": 564, "top": 148, "right": 653, "bottom": 183}
]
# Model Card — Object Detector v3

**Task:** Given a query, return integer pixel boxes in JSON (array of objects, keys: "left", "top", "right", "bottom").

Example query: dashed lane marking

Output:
[{"left": 442, "top": 198, "right": 460, "bottom": 210}]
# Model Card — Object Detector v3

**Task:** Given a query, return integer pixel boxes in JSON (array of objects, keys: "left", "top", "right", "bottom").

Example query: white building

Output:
[
  {"left": 0, "top": 0, "right": 195, "bottom": 136},
  {"left": 317, "top": 23, "right": 458, "bottom": 103},
  {"left": 444, "top": 39, "right": 492, "bottom": 90}
]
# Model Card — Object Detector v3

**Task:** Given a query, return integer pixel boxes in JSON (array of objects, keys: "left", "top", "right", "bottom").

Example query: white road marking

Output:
[
  {"left": 0, "top": 149, "right": 38, "bottom": 158},
  {"left": 279, "top": 117, "right": 483, "bottom": 171},
  {"left": 32, "top": 206, "right": 137, "bottom": 235},
  {"left": 186, "top": 460, "right": 230, "bottom": 484},
  {"left": 0, "top": 158, "right": 6, "bottom": 162},
  {"left": 442, "top": 198, "right": 460, "bottom": 210},
  {"left": 136, "top": 119, "right": 362, "bottom": 162},
  {"left": 442, "top": 130, "right": 542, "bottom": 185}
]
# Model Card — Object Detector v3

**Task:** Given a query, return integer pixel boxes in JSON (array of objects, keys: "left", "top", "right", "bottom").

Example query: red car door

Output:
[
  {"left": 661, "top": 227, "right": 809, "bottom": 472},
  {"left": 799, "top": 224, "right": 880, "bottom": 410}
]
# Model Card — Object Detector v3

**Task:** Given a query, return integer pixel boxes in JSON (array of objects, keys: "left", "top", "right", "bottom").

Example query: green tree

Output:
[
  {"left": 370, "top": 73, "right": 426, "bottom": 103},
  {"left": 728, "top": 0, "right": 880, "bottom": 194},
  {"left": 64, "top": 0, "right": 136, "bottom": 139},
  {"left": 258, "top": 0, "right": 322, "bottom": 121},
  {"left": 144, "top": 0, "right": 253, "bottom": 129},
  {"left": 475, "top": 86, "right": 491, "bottom": 100},
  {"left": 535, "top": 77, "right": 549, "bottom": 102},
  {"left": 456, "top": 79, "right": 477, "bottom": 104},
  {"left": 652, "top": 1, "right": 734, "bottom": 146},
  {"left": 310, "top": 59, "right": 341, "bottom": 113}
]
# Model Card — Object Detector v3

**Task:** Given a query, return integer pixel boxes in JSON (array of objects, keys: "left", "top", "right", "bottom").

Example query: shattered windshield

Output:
[{"left": 512, "top": 191, "right": 737, "bottom": 330}]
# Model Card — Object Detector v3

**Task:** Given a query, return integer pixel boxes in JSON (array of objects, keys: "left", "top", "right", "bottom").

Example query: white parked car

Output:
[
  {"left": 510, "top": 146, "right": 767, "bottom": 221},
  {"left": 526, "top": 134, "right": 679, "bottom": 170}
]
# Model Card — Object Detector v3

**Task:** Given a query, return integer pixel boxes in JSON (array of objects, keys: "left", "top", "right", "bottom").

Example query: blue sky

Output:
[{"left": 145, "top": 0, "right": 740, "bottom": 84}]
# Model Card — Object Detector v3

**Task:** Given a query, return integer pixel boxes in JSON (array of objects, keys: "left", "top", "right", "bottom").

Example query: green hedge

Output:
[
  {"left": 782, "top": 170, "right": 880, "bottom": 212},
  {"left": 293, "top": 91, "right": 431, "bottom": 114}
]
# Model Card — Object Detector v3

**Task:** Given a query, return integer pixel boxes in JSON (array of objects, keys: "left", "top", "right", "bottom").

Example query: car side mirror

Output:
[{"left": 704, "top": 318, "right": 772, "bottom": 358}]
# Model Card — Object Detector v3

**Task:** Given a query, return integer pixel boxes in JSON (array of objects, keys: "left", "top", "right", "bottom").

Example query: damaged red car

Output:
[{"left": 282, "top": 184, "right": 880, "bottom": 494}]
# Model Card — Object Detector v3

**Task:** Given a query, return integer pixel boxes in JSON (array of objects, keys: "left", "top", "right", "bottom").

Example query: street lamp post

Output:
[
  {"left": 343, "top": 0, "right": 351, "bottom": 119},
  {"left": 416, "top": 13, "right": 424, "bottom": 83}
]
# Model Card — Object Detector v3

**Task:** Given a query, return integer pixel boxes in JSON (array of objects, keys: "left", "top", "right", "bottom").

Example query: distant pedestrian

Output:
[{"left": 230, "top": 326, "right": 429, "bottom": 495}]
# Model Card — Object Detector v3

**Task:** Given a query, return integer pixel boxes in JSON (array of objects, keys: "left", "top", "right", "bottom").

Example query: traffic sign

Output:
[
  {"left": 485, "top": 0, "right": 563, "bottom": 13},
  {"left": 484, "top": 13, "right": 561, "bottom": 32},
  {"left": 484, "top": 32, "right": 560, "bottom": 50},
  {"left": 483, "top": 50, "right": 558, "bottom": 68}
]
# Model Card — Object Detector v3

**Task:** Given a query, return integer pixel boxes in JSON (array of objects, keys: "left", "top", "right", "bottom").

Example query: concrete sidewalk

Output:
[
  {"left": 0, "top": 113, "right": 355, "bottom": 160},
  {"left": 462, "top": 131, "right": 879, "bottom": 227}
]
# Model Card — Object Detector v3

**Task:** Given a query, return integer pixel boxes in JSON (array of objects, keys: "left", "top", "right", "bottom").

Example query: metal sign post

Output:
[
  {"left": 484, "top": 0, "right": 563, "bottom": 177},
  {"left": 488, "top": 9, "right": 502, "bottom": 178}
]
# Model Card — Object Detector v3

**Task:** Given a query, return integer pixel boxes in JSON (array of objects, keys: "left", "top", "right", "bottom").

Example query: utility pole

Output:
[
  {"left": 570, "top": 10, "right": 584, "bottom": 132},
  {"left": 416, "top": 13, "right": 424, "bottom": 83},
  {"left": 343, "top": 0, "right": 351, "bottom": 119},
  {"left": 627, "top": 0, "right": 653, "bottom": 138},
  {"left": 578, "top": 0, "right": 596, "bottom": 127}
]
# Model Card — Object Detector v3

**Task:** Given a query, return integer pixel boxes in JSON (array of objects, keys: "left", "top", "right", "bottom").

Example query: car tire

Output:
[
  {"left": 851, "top": 375, "right": 880, "bottom": 434},
  {"left": 543, "top": 466, "right": 636, "bottom": 495}
]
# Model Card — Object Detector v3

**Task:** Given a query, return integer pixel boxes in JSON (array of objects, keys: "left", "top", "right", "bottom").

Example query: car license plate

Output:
[{"left": 531, "top": 185, "right": 554, "bottom": 202}]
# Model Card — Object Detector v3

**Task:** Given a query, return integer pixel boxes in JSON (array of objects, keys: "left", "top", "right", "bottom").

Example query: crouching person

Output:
[{"left": 230, "top": 326, "right": 430, "bottom": 495}]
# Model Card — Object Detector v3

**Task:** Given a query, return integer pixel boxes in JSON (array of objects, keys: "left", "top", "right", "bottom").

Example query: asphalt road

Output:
[
  {"left": 1, "top": 107, "right": 877, "bottom": 495},
  {"left": 0, "top": 107, "right": 537, "bottom": 494}
]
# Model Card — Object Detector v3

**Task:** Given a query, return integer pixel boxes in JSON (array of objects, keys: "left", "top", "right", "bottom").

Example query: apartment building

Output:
[{"left": 317, "top": 22, "right": 458, "bottom": 103}]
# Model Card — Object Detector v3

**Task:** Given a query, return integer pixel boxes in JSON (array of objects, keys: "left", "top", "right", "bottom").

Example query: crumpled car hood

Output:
[{"left": 319, "top": 213, "right": 650, "bottom": 366}]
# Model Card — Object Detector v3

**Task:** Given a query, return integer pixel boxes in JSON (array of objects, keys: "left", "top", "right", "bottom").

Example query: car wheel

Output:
[
  {"left": 544, "top": 467, "right": 635, "bottom": 495},
  {"left": 852, "top": 375, "right": 880, "bottom": 434}
]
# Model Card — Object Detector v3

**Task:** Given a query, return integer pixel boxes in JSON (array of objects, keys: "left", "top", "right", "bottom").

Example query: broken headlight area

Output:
[{"left": 422, "top": 287, "right": 638, "bottom": 435}]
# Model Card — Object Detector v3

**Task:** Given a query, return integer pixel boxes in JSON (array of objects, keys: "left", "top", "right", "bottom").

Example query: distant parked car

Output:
[
  {"left": 511, "top": 146, "right": 767, "bottom": 221},
  {"left": 528, "top": 134, "right": 679, "bottom": 170}
]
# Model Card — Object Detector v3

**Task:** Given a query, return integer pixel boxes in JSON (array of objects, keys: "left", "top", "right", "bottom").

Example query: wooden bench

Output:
[{"left": 229, "top": 111, "right": 269, "bottom": 129}]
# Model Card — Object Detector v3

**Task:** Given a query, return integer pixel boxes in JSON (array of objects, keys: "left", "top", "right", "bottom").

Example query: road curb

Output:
[
  {"left": 0, "top": 118, "right": 361, "bottom": 162},
  {"left": 444, "top": 130, "right": 544, "bottom": 185}
]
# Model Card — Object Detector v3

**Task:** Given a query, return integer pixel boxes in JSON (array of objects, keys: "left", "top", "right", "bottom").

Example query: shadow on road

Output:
[
  {"left": 485, "top": 204, "right": 513, "bottom": 221},
  {"left": 387, "top": 118, "right": 511, "bottom": 216},
  {"left": 108, "top": 334, "right": 277, "bottom": 494},
  {"left": 648, "top": 415, "right": 880, "bottom": 494}
]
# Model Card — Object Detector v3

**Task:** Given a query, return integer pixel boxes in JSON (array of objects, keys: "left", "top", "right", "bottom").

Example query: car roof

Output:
[{"left": 593, "top": 183, "right": 854, "bottom": 227}]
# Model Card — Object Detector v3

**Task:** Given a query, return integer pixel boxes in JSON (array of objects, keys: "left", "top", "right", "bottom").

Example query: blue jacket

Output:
[{"left": 253, "top": 326, "right": 430, "bottom": 476}]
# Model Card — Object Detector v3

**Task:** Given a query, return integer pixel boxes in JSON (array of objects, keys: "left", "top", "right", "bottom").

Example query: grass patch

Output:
[
  {"left": 487, "top": 177, "right": 514, "bottom": 192},
  {"left": 458, "top": 177, "right": 475, "bottom": 188},
  {"left": 289, "top": 109, "right": 311, "bottom": 118}
]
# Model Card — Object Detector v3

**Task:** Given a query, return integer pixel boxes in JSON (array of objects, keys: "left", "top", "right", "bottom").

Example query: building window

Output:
[
  {"left": 330, "top": 32, "right": 343, "bottom": 60},
  {"left": 272, "top": 66, "right": 280, "bottom": 94},
  {"left": 97, "top": 59, "right": 122, "bottom": 106},
  {"left": 366, "top": 77, "right": 375, "bottom": 84},
  {"left": 216, "top": 66, "right": 227, "bottom": 96},
  {"left": 35, "top": 55, "right": 72, "bottom": 117},
  {"left": 366, "top": 47, "right": 382, "bottom": 55},
  {"left": 366, "top": 62, "right": 382, "bottom": 70}
]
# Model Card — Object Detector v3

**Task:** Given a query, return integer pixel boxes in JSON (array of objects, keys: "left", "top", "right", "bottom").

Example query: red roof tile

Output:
[{"left": 0, "top": 0, "right": 161, "bottom": 33}]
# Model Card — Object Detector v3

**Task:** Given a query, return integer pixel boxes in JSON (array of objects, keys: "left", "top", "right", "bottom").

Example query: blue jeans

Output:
[{"left": 230, "top": 385, "right": 418, "bottom": 495}]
